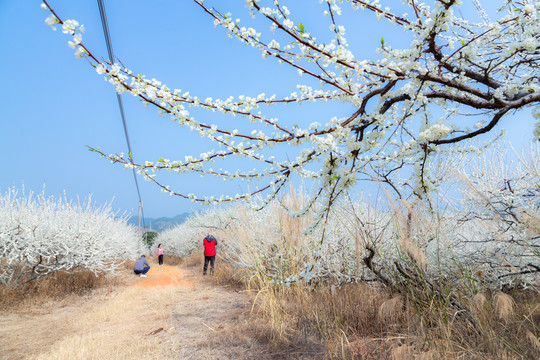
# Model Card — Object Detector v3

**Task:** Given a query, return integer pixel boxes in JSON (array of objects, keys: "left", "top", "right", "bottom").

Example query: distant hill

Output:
[{"left": 127, "top": 212, "right": 191, "bottom": 232}]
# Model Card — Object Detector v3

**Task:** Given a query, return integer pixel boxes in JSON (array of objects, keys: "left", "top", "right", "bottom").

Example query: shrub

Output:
[{"left": 0, "top": 187, "right": 145, "bottom": 287}]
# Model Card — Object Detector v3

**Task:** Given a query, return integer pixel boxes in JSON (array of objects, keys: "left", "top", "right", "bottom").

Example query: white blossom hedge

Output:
[
  {"left": 40, "top": 0, "right": 540, "bottom": 226},
  {"left": 445, "top": 146, "right": 540, "bottom": 287},
  {"left": 0, "top": 188, "right": 145, "bottom": 287},
  {"left": 158, "top": 146, "right": 540, "bottom": 290},
  {"left": 154, "top": 208, "right": 238, "bottom": 258}
]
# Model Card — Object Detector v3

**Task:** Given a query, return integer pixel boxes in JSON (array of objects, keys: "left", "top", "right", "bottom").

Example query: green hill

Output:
[{"left": 127, "top": 212, "right": 191, "bottom": 232}]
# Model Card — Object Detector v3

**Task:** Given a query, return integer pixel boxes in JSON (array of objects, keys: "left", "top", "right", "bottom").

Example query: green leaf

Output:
[
  {"left": 298, "top": 23, "right": 305, "bottom": 33},
  {"left": 460, "top": 40, "right": 466, "bottom": 46},
  {"left": 380, "top": 36, "right": 385, "bottom": 48}
]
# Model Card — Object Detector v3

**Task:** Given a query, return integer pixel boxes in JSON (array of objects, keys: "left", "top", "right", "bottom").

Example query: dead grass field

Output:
[
  {"left": 0, "top": 259, "right": 277, "bottom": 360},
  {"left": 2, "top": 256, "right": 537, "bottom": 359}
]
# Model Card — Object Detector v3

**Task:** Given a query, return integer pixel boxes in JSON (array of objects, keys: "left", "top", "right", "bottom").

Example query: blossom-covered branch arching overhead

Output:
[{"left": 41, "top": 0, "right": 540, "bottom": 225}]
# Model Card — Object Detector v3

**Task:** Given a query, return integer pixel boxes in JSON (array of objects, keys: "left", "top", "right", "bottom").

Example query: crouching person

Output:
[{"left": 134, "top": 255, "right": 151, "bottom": 277}]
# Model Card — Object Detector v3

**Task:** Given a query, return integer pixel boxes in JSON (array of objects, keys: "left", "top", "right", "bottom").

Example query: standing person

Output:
[
  {"left": 203, "top": 233, "right": 218, "bottom": 275},
  {"left": 133, "top": 255, "right": 151, "bottom": 277},
  {"left": 156, "top": 243, "right": 164, "bottom": 266}
]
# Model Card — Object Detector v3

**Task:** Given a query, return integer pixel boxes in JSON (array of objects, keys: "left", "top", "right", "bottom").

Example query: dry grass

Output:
[
  {"left": 0, "top": 269, "right": 120, "bottom": 310},
  {"left": 25, "top": 285, "right": 180, "bottom": 360},
  {"left": 181, "top": 252, "right": 204, "bottom": 268},
  {"left": 0, "top": 265, "right": 152, "bottom": 359},
  {"left": 494, "top": 291, "right": 515, "bottom": 321},
  {"left": 214, "top": 262, "right": 248, "bottom": 290},
  {"left": 378, "top": 296, "right": 404, "bottom": 323},
  {"left": 163, "top": 254, "right": 183, "bottom": 266},
  {"left": 472, "top": 292, "right": 488, "bottom": 310},
  {"left": 422, "top": 288, "right": 540, "bottom": 360},
  {"left": 391, "top": 344, "right": 414, "bottom": 360},
  {"left": 203, "top": 190, "right": 539, "bottom": 359},
  {"left": 0, "top": 264, "right": 165, "bottom": 359},
  {"left": 1, "top": 263, "right": 272, "bottom": 360},
  {"left": 527, "top": 331, "right": 540, "bottom": 350},
  {"left": 242, "top": 279, "right": 415, "bottom": 359},
  {"left": 176, "top": 252, "right": 244, "bottom": 290},
  {"left": 2, "top": 253, "right": 538, "bottom": 359},
  {"left": 217, "top": 255, "right": 540, "bottom": 359}
]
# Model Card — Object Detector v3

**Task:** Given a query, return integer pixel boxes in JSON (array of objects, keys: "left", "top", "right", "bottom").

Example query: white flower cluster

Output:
[
  {"left": 0, "top": 187, "right": 145, "bottom": 286},
  {"left": 42, "top": 3, "right": 86, "bottom": 58},
  {"left": 418, "top": 123, "right": 452, "bottom": 143}
]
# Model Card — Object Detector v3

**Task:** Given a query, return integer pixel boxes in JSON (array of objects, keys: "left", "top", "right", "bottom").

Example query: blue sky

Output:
[{"left": 0, "top": 1, "right": 536, "bottom": 219}]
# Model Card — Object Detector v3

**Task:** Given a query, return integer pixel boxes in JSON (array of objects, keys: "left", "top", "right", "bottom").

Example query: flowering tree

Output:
[
  {"left": 157, "top": 164, "right": 539, "bottom": 290},
  {"left": 41, "top": 0, "right": 540, "bottom": 225},
  {"left": 0, "top": 188, "right": 145, "bottom": 287},
  {"left": 449, "top": 145, "right": 540, "bottom": 286},
  {"left": 155, "top": 208, "right": 237, "bottom": 258}
]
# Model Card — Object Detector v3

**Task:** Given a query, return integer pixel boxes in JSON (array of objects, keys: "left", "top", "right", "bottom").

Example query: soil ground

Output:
[{"left": 0, "top": 260, "right": 283, "bottom": 360}]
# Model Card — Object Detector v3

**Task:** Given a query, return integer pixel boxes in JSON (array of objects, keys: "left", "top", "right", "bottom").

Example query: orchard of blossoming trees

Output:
[
  {"left": 154, "top": 145, "right": 539, "bottom": 291},
  {"left": 39, "top": 0, "right": 539, "bottom": 290},
  {"left": 0, "top": 188, "right": 145, "bottom": 287}
]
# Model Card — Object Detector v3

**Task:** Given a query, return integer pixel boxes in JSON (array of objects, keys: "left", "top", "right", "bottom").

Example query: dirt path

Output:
[
  {"left": 134, "top": 264, "right": 192, "bottom": 288},
  {"left": 0, "top": 262, "right": 270, "bottom": 360}
]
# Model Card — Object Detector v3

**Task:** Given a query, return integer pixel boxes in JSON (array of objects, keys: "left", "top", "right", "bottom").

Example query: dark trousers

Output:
[
  {"left": 134, "top": 266, "right": 150, "bottom": 275},
  {"left": 203, "top": 255, "right": 215, "bottom": 274},
  {"left": 158, "top": 254, "right": 163, "bottom": 265}
]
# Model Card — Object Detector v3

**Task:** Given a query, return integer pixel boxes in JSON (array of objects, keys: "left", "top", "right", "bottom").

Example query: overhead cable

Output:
[{"left": 96, "top": 0, "right": 146, "bottom": 231}]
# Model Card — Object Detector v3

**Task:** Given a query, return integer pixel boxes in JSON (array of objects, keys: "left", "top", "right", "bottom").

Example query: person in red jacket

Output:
[{"left": 203, "top": 233, "right": 218, "bottom": 275}]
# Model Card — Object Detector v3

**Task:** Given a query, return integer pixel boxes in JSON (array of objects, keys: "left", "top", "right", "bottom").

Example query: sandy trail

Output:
[
  {"left": 134, "top": 264, "right": 193, "bottom": 288},
  {"left": 0, "top": 262, "right": 268, "bottom": 360}
]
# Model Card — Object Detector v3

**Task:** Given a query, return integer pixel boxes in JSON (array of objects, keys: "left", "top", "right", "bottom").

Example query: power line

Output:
[{"left": 96, "top": 0, "right": 146, "bottom": 231}]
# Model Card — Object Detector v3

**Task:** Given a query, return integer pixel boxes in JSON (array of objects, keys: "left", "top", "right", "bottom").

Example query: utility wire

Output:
[{"left": 97, "top": 0, "right": 146, "bottom": 231}]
